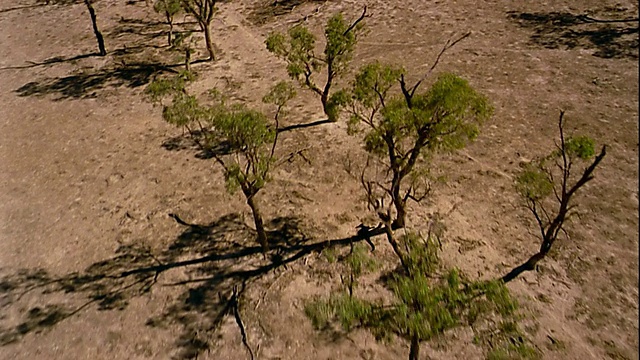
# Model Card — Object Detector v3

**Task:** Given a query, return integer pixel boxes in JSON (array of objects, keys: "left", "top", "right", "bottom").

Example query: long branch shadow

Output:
[
  {"left": 0, "top": 53, "right": 100, "bottom": 71},
  {"left": 36, "top": 0, "right": 83, "bottom": 5},
  {"left": 161, "top": 117, "right": 333, "bottom": 161},
  {"left": 277, "top": 118, "right": 333, "bottom": 133},
  {"left": 507, "top": 10, "right": 639, "bottom": 59},
  {"left": 0, "top": 213, "right": 383, "bottom": 359},
  {"left": 0, "top": 4, "right": 45, "bottom": 14}
]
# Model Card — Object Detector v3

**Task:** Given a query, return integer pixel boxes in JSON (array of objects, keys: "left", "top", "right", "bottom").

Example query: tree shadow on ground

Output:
[
  {"left": 0, "top": 4, "right": 46, "bottom": 14},
  {"left": 14, "top": 62, "right": 178, "bottom": 100},
  {"left": 35, "top": 0, "right": 83, "bottom": 5},
  {"left": 0, "top": 53, "right": 103, "bottom": 71},
  {"left": 277, "top": 118, "right": 333, "bottom": 133},
  {"left": 109, "top": 16, "right": 192, "bottom": 44},
  {"left": 248, "top": 0, "right": 327, "bottom": 25},
  {"left": 1, "top": 9, "right": 195, "bottom": 72},
  {"left": 0, "top": 214, "right": 384, "bottom": 359},
  {"left": 507, "top": 11, "right": 639, "bottom": 59},
  {"left": 161, "top": 131, "right": 236, "bottom": 160}
]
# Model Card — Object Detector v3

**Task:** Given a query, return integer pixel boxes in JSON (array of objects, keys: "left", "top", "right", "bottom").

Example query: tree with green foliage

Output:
[
  {"left": 146, "top": 74, "right": 296, "bottom": 254},
  {"left": 209, "top": 82, "right": 296, "bottom": 253},
  {"left": 144, "top": 71, "right": 200, "bottom": 136},
  {"left": 181, "top": 0, "right": 217, "bottom": 60},
  {"left": 265, "top": 7, "right": 367, "bottom": 121},
  {"left": 346, "top": 62, "right": 492, "bottom": 236},
  {"left": 212, "top": 105, "right": 276, "bottom": 253},
  {"left": 306, "top": 232, "right": 530, "bottom": 360},
  {"left": 154, "top": 0, "right": 182, "bottom": 46},
  {"left": 502, "top": 111, "right": 607, "bottom": 283}
]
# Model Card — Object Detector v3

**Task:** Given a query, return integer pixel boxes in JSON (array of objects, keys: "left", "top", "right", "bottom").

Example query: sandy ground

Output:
[{"left": 0, "top": 0, "right": 638, "bottom": 359}]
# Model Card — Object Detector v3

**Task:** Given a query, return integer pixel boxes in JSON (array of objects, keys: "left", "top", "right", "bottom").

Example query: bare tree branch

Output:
[
  {"left": 399, "top": 32, "right": 471, "bottom": 106},
  {"left": 343, "top": 6, "right": 368, "bottom": 36}
]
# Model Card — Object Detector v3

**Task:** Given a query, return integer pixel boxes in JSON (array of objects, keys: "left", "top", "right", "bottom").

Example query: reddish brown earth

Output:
[{"left": 0, "top": 0, "right": 638, "bottom": 359}]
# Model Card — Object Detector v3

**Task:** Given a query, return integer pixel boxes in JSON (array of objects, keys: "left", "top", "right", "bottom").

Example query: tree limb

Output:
[
  {"left": 399, "top": 32, "right": 471, "bottom": 106},
  {"left": 343, "top": 6, "right": 368, "bottom": 36}
]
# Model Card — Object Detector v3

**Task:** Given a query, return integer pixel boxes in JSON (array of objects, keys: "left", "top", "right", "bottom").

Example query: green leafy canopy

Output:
[
  {"left": 304, "top": 232, "right": 520, "bottom": 352},
  {"left": 516, "top": 133, "right": 597, "bottom": 203},
  {"left": 162, "top": 92, "right": 205, "bottom": 128},
  {"left": 562, "top": 136, "right": 596, "bottom": 160},
  {"left": 515, "top": 167, "right": 553, "bottom": 201},
  {"left": 324, "top": 13, "right": 362, "bottom": 73},
  {"left": 349, "top": 68, "right": 492, "bottom": 158},
  {"left": 262, "top": 81, "right": 297, "bottom": 108},
  {"left": 266, "top": 26, "right": 319, "bottom": 80}
]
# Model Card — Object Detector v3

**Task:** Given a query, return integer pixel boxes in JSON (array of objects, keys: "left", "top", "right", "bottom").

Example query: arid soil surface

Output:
[{"left": 0, "top": 0, "right": 638, "bottom": 359}]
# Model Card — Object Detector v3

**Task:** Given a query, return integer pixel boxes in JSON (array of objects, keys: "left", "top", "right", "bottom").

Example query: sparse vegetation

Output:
[{"left": 1, "top": 2, "right": 633, "bottom": 360}]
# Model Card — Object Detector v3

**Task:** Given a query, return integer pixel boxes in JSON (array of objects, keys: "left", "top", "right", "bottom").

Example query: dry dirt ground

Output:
[{"left": 0, "top": 0, "right": 638, "bottom": 359}]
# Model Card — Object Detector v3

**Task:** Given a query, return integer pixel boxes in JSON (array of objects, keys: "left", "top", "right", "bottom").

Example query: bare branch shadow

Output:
[
  {"left": 1, "top": 11, "right": 197, "bottom": 72},
  {"left": 0, "top": 214, "right": 384, "bottom": 359},
  {"left": 507, "top": 10, "right": 639, "bottom": 59}
]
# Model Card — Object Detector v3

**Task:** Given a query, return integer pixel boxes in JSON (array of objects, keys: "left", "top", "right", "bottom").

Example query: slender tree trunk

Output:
[
  {"left": 200, "top": 21, "right": 215, "bottom": 61},
  {"left": 166, "top": 13, "right": 174, "bottom": 46},
  {"left": 383, "top": 222, "right": 409, "bottom": 273},
  {"left": 321, "top": 92, "right": 329, "bottom": 119},
  {"left": 409, "top": 334, "right": 420, "bottom": 360},
  {"left": 393, "top": 198, "right": 406, "bottom": 228},
  {"left": 391, "top": 173, "right": 407, "bottom": 229},
  {"left": 321, "top": 64, "right": 334, "bottom": 120},
  {"left": 246, "top": 195, "right": 269, "bottom": 253},
  {"left": 185, "top": 47, "right": 191, "bottom": 72},
  {"left": 502, "top": 231, "right": 555, "bottom": 283},
  {"left": 84, "top": 0, "right": 106, "bottom": 56}
]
